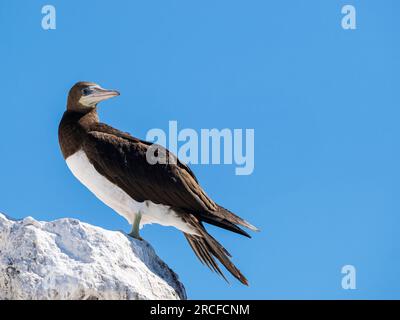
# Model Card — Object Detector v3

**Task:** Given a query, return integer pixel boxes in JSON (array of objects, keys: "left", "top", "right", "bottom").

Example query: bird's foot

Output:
[{"left": 128, "top": 231, "right": 143, "bottom": 241}]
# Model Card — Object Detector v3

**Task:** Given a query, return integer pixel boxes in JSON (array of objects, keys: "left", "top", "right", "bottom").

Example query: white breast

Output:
[{"left": 65, "top": 150, "right": 197, "bottom": 235}]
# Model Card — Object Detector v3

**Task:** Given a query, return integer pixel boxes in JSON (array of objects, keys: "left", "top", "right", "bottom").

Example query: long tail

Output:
[
  {"left": 197, "top": 205, "right": 260, "bottom": 238},
  {"left": 217, "top": 205, "right": 260, "bottom": 232},
  {"left": 184, "top": 215, "right": 249, "bottom": 285}
]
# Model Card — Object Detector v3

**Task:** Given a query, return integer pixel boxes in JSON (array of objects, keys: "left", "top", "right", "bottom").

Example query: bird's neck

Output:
[
  {"left": 78, "top": 108, "right": 100, "bottom": 128},
  {"left": 65, "top": 107, "right": 100, "bottom": 129},
  {"left": 58, "top": 108, "right": 99, "bottom": 159}
]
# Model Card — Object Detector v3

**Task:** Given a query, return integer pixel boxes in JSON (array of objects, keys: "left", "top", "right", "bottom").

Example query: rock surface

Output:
[{"left": 0, "top": 213, "right": 186, "bottom": 300}]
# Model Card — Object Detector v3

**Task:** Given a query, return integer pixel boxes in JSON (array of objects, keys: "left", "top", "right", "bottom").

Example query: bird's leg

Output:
[{"left": 128, "top": 212, "right": 143, "bottom": 241}]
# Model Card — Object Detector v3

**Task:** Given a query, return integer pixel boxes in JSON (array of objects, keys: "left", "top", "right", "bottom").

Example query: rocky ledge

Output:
[{"left": 0, "top": 213, "right": 186, "bottom": 300}]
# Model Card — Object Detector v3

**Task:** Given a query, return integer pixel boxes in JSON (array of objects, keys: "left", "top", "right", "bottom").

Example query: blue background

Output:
[{"left": 0, "top": 0, "right": 399, "bottom": 299}]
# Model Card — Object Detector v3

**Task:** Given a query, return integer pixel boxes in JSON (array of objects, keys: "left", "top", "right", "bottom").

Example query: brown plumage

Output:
[{"left": 59, "top": 81, "right": 259, "bottom": 285}]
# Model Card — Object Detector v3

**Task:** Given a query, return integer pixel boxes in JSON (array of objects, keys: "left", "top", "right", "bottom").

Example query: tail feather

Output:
[
  {"left": 197, "top": 204, "right": 260, "bottom": 238},
  {"left": 198, "top": 214, "right": 251, "bottom": 238},
  {"left": 184, "top": 215, "right": 249, "bottom": 285},
  {"left": 217, "top": 205, "right": 260, "bottom": 232},
  {"left": 185, "top": 235, "right": 227, "bottom": 280}
]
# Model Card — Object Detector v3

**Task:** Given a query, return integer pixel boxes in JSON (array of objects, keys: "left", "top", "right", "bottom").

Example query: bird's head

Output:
[{"left": 67, "top": 81, "right": 120, "bottom": 112}]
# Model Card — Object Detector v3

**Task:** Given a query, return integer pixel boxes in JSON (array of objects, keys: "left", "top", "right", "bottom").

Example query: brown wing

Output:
[
  {"left": 82, "top": 125, "right": 218, "bottom": 213},
  {"left": 83, "top": 123, "right": 258, "bottom": 237}
]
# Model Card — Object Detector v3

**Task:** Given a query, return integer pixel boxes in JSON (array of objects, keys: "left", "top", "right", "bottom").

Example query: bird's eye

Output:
[{"left": 82, "top": 88, "right": 91, "bottom": 96}]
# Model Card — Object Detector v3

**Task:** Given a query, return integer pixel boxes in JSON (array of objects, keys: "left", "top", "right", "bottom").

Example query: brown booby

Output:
[{"left": 58, "top": 81, "right": 259, "bottom": 285}]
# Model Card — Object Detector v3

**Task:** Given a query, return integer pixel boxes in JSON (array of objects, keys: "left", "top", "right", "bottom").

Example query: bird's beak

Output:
[
  {"left": 79, "top": 85, "right": 120, "bottom": 107},
  {"left": 89, "top": 87, "right": 120, "bottom": 103}
]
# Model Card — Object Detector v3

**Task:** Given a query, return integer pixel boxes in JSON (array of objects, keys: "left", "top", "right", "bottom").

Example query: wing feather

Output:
[
  {"left": 83, "top": 128, "right": 214, "bottom": 213},
  {"left": 82, "top": 123, "right": 258, "bottom": 235}
]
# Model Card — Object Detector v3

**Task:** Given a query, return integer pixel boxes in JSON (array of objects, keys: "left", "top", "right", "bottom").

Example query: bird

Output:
[{"left": 58, "top": 81, "right": 259, "bottom": 285}]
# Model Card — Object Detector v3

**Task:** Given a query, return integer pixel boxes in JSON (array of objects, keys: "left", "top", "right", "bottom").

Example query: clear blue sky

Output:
[{"left": 0, "top": 0, "right": 399, "bottom": 299}]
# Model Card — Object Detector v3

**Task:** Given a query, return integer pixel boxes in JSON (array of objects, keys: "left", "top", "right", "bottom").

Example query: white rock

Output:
[{"left": 0, "top": 213, "right": 186, "bottom": 300}]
